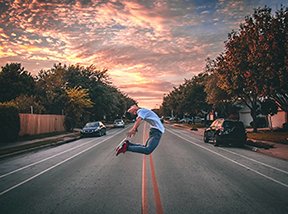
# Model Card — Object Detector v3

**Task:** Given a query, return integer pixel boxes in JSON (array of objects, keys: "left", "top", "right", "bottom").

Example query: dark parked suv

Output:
[{"left": 203, "top": 118, "right": 246, "bottom": 147}]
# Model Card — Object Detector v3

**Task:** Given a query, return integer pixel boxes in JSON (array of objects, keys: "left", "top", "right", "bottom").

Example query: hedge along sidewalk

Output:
[
  {"left": 0, "top": 131, "right": 80, "bottom": 158},
  {"left": 0, "top": 103, "right": 21, "bottom": 143}
]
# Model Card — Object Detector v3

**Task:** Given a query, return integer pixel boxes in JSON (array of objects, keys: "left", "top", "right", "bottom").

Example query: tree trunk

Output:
[{"left": 251, "top": 109, "right": 258, "bottom": 133}]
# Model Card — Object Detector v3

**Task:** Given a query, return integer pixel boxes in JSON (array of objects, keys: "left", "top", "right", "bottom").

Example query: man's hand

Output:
[
  {"left": 127, "top": 128, "right": 137, "bottom": 137},
  {"left": 127, "top": 117, "right": 141, "bottom": 137}
]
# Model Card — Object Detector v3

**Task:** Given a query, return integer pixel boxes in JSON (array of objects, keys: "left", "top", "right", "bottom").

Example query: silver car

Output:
[{"left": 113, "top": 119, "right": 125, "bottom": 128}]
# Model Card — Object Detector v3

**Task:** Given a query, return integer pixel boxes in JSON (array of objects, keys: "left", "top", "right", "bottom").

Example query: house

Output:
[
  {"left": 239, "top": 106, "right": 287, "bottom": 129},
  {"left": 238, "top": 105, "right": 258, "bottom": 127},
  {"left": 268, "top": 108, "right": 287, "bottom": 129}
]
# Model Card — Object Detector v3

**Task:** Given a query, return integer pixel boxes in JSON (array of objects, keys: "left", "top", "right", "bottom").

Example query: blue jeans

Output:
[{"left": 127, "top": 128, "right": 162, "bottom": 155}]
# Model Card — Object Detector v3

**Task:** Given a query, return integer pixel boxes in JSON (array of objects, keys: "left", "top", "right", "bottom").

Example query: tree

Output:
[
  {"left": 0, "top": 63, "right": 35, "bottom": 102},
  {"left": 260, "top": 98, "right": 278, "bottom": 116},
  {"left": 161, "top": 74, "right": 210, "bottom": 120},
  {"left": 204, "top": 58, "right": 236, "bottom": 119},
  {"left": 209, "top": 6, "right": 288, "bottom": 132},
  {"left": 0, "top": 103, "right": 20, "bottom": 142},
  {"left": 65, "top": 64, "right": 111, "bottom": 89},
  {"left": 7, "top": 95, "right": 45, "bottom": 114},
  {"left": 63, "top": 63, "right": 135, "bottom": 121},
  {"left": 64, "top": 86, "right": 94, "bottom": 130},
  {"left": 161, "top": 87, "right": 182, "bottom": 118},
  {"left": 262, "top": 7, "right": 288, "bottom": 122},
  {"left": 179, "top": 78, "right": 209, "bottom": 118},
  {"left": 35, "top": 63, "right": 68, "bottom": 114},
  {"left": 35, "top": 63, "right": 136, "bottom": 123}
]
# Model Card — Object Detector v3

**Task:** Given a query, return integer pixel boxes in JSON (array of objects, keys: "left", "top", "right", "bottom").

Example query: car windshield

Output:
[
  {"left": 84, "top": 122, "right": 99, "bottom": 128},
  {"left": 223, "top": 121, "right": 244, "bottom": 130},
  {"left": 223, "top": 121, "right": 235, "bottom": 128}
]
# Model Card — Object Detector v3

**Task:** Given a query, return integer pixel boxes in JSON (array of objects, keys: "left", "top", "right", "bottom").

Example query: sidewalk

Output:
[
  {"left": 255, "top": 142, "right": 288, "bottom": 161},
  {"left": 173, "top": 123, "right": 288, "bottom": 161},
  {"left": 0, "top": 131, "right": 80, "bottom": 158}
]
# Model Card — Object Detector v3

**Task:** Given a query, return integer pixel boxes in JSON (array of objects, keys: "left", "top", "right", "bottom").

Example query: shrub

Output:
[
  {"left": 0, "top": 103, "right": 20, "bottom": 142},
  {"left": 250, "top": 117, "right": 268, "bottom": 128},
  {"left": 283, "top": 123, "right": 288, "bottom": 131},
  {"left": 64, "top": 116, "right": 74, "bottom": 132}
]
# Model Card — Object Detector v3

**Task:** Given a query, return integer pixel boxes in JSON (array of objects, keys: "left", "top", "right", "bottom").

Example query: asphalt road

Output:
[{"left": 0, "top": 123, "right": 288, "bottom": 214}]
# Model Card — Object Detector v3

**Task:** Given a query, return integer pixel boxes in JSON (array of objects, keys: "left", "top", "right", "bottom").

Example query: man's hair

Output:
[{"left": 127, "top": 104, "right": 139, "bottom": 111}]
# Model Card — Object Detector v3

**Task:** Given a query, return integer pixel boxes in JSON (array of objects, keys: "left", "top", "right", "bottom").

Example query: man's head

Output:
[{"left": 127, "top": 104, "right": 139, "bottom": 115}]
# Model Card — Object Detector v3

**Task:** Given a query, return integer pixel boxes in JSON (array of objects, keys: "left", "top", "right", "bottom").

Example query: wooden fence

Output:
[{"left": 19, "top": 113, "right": 65, "bottom": 136}]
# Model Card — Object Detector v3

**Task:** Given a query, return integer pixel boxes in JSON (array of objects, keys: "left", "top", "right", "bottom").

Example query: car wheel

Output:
[
  {"left": 237, "top": 140, "right": 245, "bottom": 148},
  {"left": 214, "top": 135, "right": 221, "bottom": 147},
  {"left": 204, "top": 135, "right": 209, "bottom": 143}
]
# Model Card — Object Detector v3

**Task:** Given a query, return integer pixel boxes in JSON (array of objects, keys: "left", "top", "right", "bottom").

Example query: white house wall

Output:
[{"left": 239, "top": 111, "right": 253, "bottom": 127}]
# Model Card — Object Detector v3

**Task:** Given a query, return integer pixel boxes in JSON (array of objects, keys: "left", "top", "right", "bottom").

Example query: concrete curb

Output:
[
  {"left": 0, "top": 136, "right": 81, "bottom": 159},
  {"left": 244, "top": 144, "right": 259, "bottom": 152},
  {"left": 0, "top": 126, "right": 114, "bottom": 159}
]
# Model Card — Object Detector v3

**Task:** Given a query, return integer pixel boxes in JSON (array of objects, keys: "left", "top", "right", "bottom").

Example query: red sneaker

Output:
[{"left": 116, "top": 142, "right": 128, "bottom": 156}]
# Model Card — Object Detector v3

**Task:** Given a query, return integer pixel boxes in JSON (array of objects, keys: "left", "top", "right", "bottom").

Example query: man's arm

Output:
[{"left": 127, "top": 117, "right": 142, "bottom": 137}]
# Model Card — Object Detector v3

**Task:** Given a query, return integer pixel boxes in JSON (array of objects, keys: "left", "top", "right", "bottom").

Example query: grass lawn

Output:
[{"left": 247, "top": 130, "right": 288, "bottom": 144}]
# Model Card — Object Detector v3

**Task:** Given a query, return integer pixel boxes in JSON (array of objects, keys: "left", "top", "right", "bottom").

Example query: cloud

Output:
[{"left": 0, "top": 0, "right": 287, "bottom": 108}]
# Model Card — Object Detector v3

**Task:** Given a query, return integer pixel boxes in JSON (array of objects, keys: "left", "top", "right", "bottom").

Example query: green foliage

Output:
[
  {"left": 0, "top": 63, "right": 35, "bottom": 102},
  {"left": 0, "top": 103, "right": 20, "bottom": 142},
  {"left": 260, "top": 98, "right": 278, "bottom": 116},
  {"left": 35, "top": 64, "right": 68, "bottom": 114},
  {"left": 204, "top": 58, "right": 231, "bottom": 105},
  {"left": 0, "top": 63, "right": 135, "bottom": 133},
  {"left": 64, "top": 86, "right": 94, "bottom": 129},
  {"left": 64, "top": 116, "right": 74, "bottom": 132},
  {"left": 203, "top": 6, "right": 288, "bottom": 132},
  {"left": 66, "top": 86, "right": 94, "bottom": 108},
  {"left": 35, "top": 63, "right": 136, "bottom": 126},
  {"left": 161, "top": 74, "right": 210, "bottom": 118},
  {"left": 7, "top": 95, "right": 46, "bottom": 114},
  {"left": 0, "top": 61, "right": 134, "bottom": 134}
]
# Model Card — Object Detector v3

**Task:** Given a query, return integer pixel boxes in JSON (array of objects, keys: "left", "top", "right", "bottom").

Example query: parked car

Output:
[
  {"left": 179, "top": 118, "right": 193, "bottom": 124},
  {"left": 193, "top": 116, "right": 204, "bottom": 123},
  {"left": 80, "top": 121, "right": 106, "bottom": 137},
  {"left": 169, "top": 117, "right": 176, "bottom": 121},
  {"left": 203, "top": 118, "right": 246, "bottom": 147},
  {"left": 113, "top": 119, "right": 125, "bottom": 128}
]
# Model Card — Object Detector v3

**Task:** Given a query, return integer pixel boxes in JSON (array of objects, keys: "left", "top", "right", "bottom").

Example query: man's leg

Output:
[{"left": 127, "top": 129, "right": 162, "bottom": 155}]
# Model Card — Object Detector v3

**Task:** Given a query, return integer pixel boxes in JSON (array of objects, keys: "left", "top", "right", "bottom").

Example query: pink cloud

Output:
[{"left": 1, "top": 0, "right": 284, "bottom": 108}]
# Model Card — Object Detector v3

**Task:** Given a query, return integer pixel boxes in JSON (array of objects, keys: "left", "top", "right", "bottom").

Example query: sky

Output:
[{"left": 0, "top": 0, "right": 287, "bottom": 109}]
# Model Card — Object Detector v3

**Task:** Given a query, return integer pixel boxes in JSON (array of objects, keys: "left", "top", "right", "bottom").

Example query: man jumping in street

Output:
[{"left": 116, "top": 104, "right": 165, "bottom": 156}]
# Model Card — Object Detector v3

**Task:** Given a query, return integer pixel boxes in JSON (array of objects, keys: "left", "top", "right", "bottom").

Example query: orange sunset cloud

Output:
[{"left": 0, "top": 0, "right": 286, "bottom": 108}]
